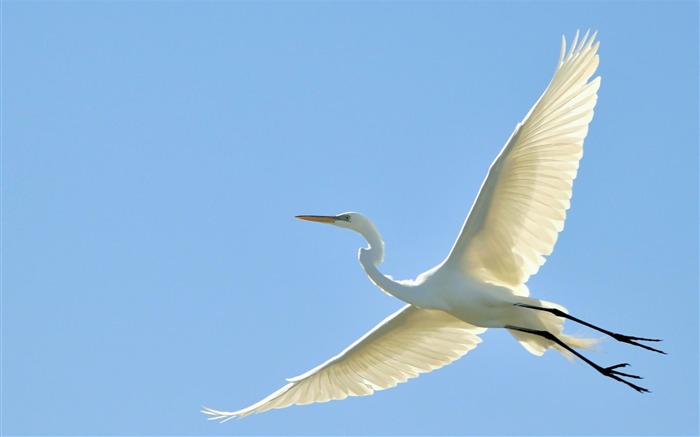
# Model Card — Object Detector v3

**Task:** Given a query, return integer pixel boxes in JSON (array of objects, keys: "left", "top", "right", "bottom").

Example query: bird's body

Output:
[
  {"left": 352, "top": 212, "right": 592, "bottom": 355},
  {"left": 203, "top": 31, "right": 663, "bottom": 422},
  {"left": 358, "top": 224, "right": 518, "bottom": 328}
]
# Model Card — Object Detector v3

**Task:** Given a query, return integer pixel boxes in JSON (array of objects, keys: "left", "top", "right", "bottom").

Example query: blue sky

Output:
[{"left": 3, "top": 1, "right": 698, "bottom": 436}]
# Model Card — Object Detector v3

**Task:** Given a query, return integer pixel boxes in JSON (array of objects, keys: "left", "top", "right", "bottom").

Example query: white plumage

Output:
[{"left": 203, "top": 30, "right": 663, "bottom": 422}]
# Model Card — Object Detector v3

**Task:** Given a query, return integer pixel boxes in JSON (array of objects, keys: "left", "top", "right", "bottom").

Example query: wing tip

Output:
[
  {"left": 201, "top": 406, "right": 246, "bottom": 422},
  {"left": 563, "top": 29, "right": 600, "bottom": 56}
]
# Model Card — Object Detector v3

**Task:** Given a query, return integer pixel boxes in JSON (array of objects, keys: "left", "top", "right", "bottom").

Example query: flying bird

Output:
[{"left": 203, "top": 30, "right": 664, "bottom": 422}]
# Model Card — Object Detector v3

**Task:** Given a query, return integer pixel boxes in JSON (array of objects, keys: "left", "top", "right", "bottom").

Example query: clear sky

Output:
[{"left": 3, "top": 1, "right": 698, "bottom": 436}]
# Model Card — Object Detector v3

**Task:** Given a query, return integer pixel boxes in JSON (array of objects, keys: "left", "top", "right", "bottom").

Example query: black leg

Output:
[
  {"left": 514, "top": 303, "right": 666, "bottom": 354},
  {"left": 506, "top": 325, "right": 650, "bottom": 393}
]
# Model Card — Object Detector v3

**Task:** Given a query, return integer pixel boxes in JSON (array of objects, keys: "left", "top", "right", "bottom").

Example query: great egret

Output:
[{"left": 203, "top": 30, "right": 664, "bottom": 422}]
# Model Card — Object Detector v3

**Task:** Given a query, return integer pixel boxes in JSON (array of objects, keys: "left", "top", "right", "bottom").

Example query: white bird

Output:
[{"left": 203, "top": 30, "right": 663, "bottom": 422}]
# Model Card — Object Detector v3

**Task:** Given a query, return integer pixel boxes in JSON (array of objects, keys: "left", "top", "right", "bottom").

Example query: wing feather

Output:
[
  {"left": 202, "top": 305, "right": 486, "bottom": 421},
  {"left": 443, "top": 30, "right": 601, "bottom": 292}
]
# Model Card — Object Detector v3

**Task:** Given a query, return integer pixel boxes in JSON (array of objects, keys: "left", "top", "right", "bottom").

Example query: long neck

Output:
[
  {"left": 357, "top": 220, "right": 384, "bottom": 266},
  {"left": 356, "top": 222, "right": 436, "bottom": 309}
]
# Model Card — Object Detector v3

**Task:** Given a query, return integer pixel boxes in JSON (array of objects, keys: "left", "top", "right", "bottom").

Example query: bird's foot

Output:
[
  {"left": 599, "top": 363, "right": 650, "bottom": 393},
  {"left": 611, "top": 333, "right": 666, "bottom": 354}
]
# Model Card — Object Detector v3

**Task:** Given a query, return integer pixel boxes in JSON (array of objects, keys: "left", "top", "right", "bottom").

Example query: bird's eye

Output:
[{"left": 343, "top": 215, "right": 351, "bottom": 221}]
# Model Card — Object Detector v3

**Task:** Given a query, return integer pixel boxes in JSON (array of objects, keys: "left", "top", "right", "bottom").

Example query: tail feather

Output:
[{"left": 555, "top": 333, "right": 600, "bottom": 360}]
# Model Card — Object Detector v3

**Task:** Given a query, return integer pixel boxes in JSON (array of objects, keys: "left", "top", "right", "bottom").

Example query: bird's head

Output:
[
  {"left": 296, "top": 211, "right": 384, "bottom": 265},
  {"left": 295, "top": 212, "right": 367, "bottom": 232}
]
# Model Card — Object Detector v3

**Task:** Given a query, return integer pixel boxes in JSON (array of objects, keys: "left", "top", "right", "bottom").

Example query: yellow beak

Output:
[{"left": 295, "top": 215, "right": 336, "bottom": 224}]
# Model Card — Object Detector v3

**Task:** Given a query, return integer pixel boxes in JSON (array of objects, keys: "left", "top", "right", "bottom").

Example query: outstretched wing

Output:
[
  {"left": 443, "top": 30, "right": 601, "bottom": 293},
  {"left": 202, "top": 305, "right": 486, "bottom": 421}
]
